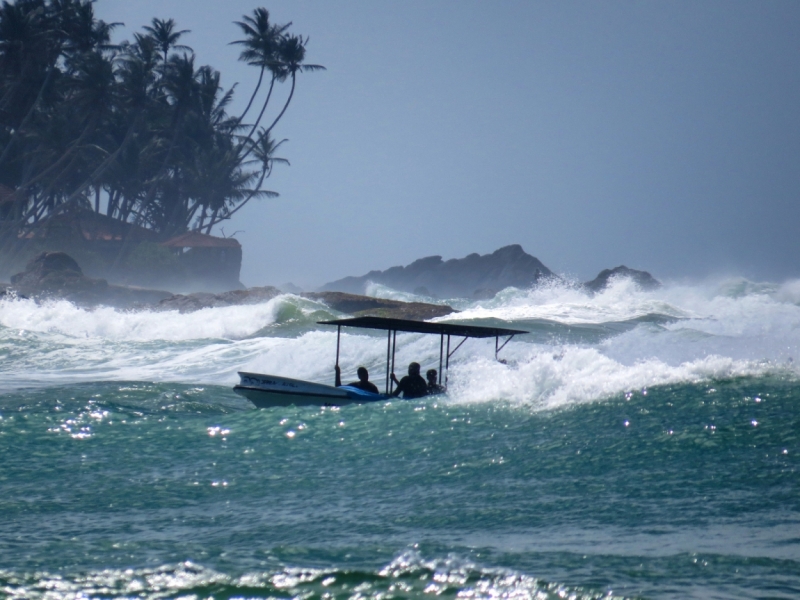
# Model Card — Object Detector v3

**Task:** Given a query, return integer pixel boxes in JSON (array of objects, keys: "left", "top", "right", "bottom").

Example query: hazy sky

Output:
[{"left": 95, "top": 1, "right": 800, "bottom": 288}]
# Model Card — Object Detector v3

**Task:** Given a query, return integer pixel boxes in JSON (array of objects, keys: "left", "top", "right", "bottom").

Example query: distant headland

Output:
[
  {"left": 0, "top": 3, "right": 323, "bottom": 293},
  {"left": 322, "top": 244, "right": 659, "bottom": 298},
  {"left": 1, "top": 246, "right": 660, "bottom": 321}
]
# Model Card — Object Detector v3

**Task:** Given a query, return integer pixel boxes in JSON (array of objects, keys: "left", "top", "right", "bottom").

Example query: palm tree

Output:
[
  {"left": 234, "top": 27, "right": 324, "bottom": 165},
  {"left": 230, "top": 8, "right": 289, "bottom": 128},
  {"left": 0, "top": 1, "right": 321, "bottom": 267},
  {"left": 142, "top": 17, "right": 191, "bottom": 65},
  {"left": 0, "top": 0, "right": 61, "bottom": 168},
  {"left": 207, "top": 128, "right": 285, "bottom": 230},
  {"left": 264, "top": 34, "right": 324, "bottom": 136}
]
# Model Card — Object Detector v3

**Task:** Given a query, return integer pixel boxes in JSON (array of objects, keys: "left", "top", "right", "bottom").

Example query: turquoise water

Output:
[{"left": 1, "top": 278, "right": 799, "bottom": 598}]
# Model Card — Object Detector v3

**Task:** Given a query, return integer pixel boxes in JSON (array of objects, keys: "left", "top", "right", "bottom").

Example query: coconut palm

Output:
[
  {"left": 142, "top": 17, "right": 191, "bottom": 65},
  {"left": 264, "top": 34, "right": 324, "bottom": 135},
  {"left": 230, "top": 8, "right": 289, "bottom": 128},
  {"left": 0, "top": 2, "right": 321, "bottom": 264},
  {"left": 209, "top": 128, "right": 286, "bottom": 229}
]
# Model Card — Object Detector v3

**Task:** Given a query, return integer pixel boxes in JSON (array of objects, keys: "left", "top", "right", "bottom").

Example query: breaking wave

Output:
[{"left": 2, "top": 275, "right": 800, "bottom": 407}]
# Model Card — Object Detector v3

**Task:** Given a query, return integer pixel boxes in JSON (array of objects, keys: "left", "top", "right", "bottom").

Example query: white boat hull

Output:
[{"left": 234, "top": 372, "right": 388, "bottom": 408}]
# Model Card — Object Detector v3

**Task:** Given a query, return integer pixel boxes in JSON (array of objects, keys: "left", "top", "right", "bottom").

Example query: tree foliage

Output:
[{"left": 0, "top": 0, "right": 322, "bottom": 248}]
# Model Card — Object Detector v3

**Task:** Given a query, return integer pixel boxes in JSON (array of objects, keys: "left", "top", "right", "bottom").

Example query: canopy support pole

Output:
[
  {"left": 495, "top": 334, "right": 516, "bottom": 359},
  {"left": 438, "top": 333, "right": 444, "bottom": 384},
  {"left": 448, "top": 337, "right": 468, "bottom": 360},
  {"left": 445, "top": 335, "right": 451, "bottom": 387},
  {"left": 385, "top": 329, "right": 391, "bottom": 394},
  {"left": 390, "top": 329, "right": 397, "bottom": 394},
  {"left": 336, "top": 325, "right": 341, "bottom": 367}
]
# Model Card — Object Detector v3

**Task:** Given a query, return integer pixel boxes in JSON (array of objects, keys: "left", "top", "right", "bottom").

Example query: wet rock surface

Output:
[
  {"left": 3, "top": 252, "right": 454, "bottom": 318},
  {"left": 322, "top": 244, "right": 554, "bottom": 299},
  {"left": 584, "top": 265, "right": 661, "bottom": 292},
  {"left": 155, "top": 286, "right": 282, "bottom": 312},
  {"left": 6, "top": 251, "right": 171, "bottom": 308},
  {"left": 156, "top": 289, "right": 454, "bottom": 319},
  {"left": 302, "top": 292, "right": 454, "bottom": 320},
  {"left": 4, "top": 252, "right": 659, "bottom": 317}
]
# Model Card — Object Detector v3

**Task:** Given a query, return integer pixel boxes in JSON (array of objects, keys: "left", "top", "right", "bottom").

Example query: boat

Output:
[{"left": 233, "top": 316, "right": 527, "bottom": 408}]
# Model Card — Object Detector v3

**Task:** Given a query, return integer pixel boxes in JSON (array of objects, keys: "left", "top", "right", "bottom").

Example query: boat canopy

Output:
[
  {"left": 318, "top": 316, "right": 528, "bottom": 394},
  {"left": 317, "top": 316, "right": 528, "bottom": 338}
]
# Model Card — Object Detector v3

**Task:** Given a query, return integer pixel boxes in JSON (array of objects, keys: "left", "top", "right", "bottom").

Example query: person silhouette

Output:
[
  {"left": 390, "top": 362, "right": 428, "bottom": 399},
  {"left": 335, "top": 365, "right": 379, "bottom": 394},
  {"left": 426, "top": 369, "right": 446, "bottom": 395}
]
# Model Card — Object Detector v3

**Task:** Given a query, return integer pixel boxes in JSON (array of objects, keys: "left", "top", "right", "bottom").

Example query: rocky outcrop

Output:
[
  {"left": 6, "top": 251, "right": 661, "bottom": 317},
  {"left": 584, "top": 266, "right": 661, "bottom": 292},
  {"left": 322, "top": 244, "right": 554, "bottom": 299},
  {"left": 7, "top": 251, "right": 171, "bottom": 308},
  {"left": 302, "top": 292, "right": 454, "bottom": 320},
  {"left": 156, "top": 286, "right": 282, "bottom": 312},
  {"left": 3, "top": 252, "right": 455, "bottom": 319},
  {"left": 0, "top": 282, "right": 17, "bottom": 300},
  {"left": 155, "top": 289, "right": 454, "bottom": 319}
]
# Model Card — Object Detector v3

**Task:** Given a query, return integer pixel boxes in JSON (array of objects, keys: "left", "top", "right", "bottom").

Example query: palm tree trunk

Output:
[
  {"left": 0, "top": 63, "right": 57, "bottom": 167},
  {"left": 205, "top": 165, "right": 268, "bottom": 232},
  {"left": 236, "top": 66, "right": 265, "bottom": 125},
  {"left": 265, "top": 72, "right": 295, "bottom": 135},
  {"left": 240, "top": 74, "right": 276, "bottom": 146},
  {"left": 61, "top": 110, "right": 143, "bottom": 209},
  {"left": 12, "top": 111, "right": 101, "bottom": 203},
  {"left": 240, "top": 74, "right": 294, "bottom": 163}
]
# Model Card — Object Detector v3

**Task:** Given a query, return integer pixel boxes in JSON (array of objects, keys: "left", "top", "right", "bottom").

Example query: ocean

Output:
[{"left": 1, "top": 277, "right": 798, "bottom": 599}]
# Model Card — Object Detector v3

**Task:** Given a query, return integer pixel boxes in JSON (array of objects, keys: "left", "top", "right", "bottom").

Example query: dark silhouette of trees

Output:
[{"left": 0, "top": 1, "right": 323, "bottom": 256}]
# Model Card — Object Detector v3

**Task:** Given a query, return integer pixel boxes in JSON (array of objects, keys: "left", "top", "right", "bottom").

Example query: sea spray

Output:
[{"left": 3, "top": 276, "right": 800, "bottom": 406}]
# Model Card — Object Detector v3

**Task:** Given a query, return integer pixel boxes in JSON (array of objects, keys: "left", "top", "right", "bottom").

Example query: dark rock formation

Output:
[
  {"left": 278, "top": 282, "right": 304, "bottom": 294},
  {"left": 7, "top": 251, "right": 172, "bottom": 309},
  {"left": 0, "top": 282, "right": 17, "bottom": 300},
  {"left": 584, "top": 266, "right": 661, "bottom": 292},
  {"left": 156, "top": 286, "right": 282, "bottom": 313},
  {"left": 155, "top": 288, "right": 454, "bottom": 319},
  {"left": 11, "top": 250, "right": 84, "bottom": 287},
  {"left": 302, "top": 292, "right": 454, "bottom": 320},
  {"left": 322, "top": 245, "right": 554, "bottom": 299},
  {"left": 3, "top": 252, "right": 454, "bottom": 319}
]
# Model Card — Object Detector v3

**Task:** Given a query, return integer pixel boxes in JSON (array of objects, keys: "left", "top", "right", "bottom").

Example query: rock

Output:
[
  {"left": 4, "top": 252, "right": 453, "bottom": 320},
  {"left": 154, "top": 288, "right": 453, "bottom": 319},
  {"left": 10, "top": 251, "right": 82, "bottom": 285},
  {"left": 413, "top": 286, "right": 432, "bottom": 297},
  {"left": 321, "top": 244, "right": 554, "bottom": 298},
  {"left": 156, "top": 286, "right": 281, "bottom": 313},
  {"left": 279, "top": 282, "right": 304, "bottom": 294},
  {"left": 584, "top": 266, "right": 661, "bottom": 292},
  {"left": 472, "top": 288, "right": 498, "bottom": 300},
  {"left": 302, "top": 291, "right": 454, "bottom": 320},
  {"left": 7, "top": 251, "right": 172, "bottom": 309}
]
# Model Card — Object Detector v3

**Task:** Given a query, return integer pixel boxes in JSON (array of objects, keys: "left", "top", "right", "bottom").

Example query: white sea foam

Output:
[
  {"left": 445, "top": 349, "right": 779, "bottom": 409},
  {"left": 2, "top": 276, "right": 800, "bottom": 405},
  {"left": 0, "top": 295, "right": 292, "bottom": 341}
]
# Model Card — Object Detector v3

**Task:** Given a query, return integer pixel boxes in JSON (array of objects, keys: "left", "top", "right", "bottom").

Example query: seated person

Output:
[
  {"left": 335, "top": 365, "right": 379, "bottom": 394},
  {"left": 426, "top": 369, "right": 446, "bottom": 395},
  {"left": 390, "top": 362, "right": 428, "bottom": 399}
]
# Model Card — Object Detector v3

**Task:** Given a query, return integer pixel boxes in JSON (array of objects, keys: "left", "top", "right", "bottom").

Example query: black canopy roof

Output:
[{"left": 318, "top": 316, "right": 527, "bottom": 338}]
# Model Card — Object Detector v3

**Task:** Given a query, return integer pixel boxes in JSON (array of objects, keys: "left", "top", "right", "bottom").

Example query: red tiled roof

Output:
[{"left": 161, "top": 231, "right": 241, "bottom": 249}]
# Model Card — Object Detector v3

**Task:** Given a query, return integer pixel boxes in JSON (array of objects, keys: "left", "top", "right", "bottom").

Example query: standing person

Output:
[
  {"left": 426, "top": 369, "right": 446, "bottom": 395},
  {"left": 335, "top": 365, "right": 379, "bottom": 394},
  {"left": 390, "top": 362, "right": 428, "bottom": 399}
]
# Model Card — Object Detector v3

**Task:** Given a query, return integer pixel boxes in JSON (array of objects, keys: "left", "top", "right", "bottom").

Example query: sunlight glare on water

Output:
[{"left": 1, "top": 276, "right": 800, "bottom": 599}]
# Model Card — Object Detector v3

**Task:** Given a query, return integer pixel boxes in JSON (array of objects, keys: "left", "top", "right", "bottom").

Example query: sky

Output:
[{"left": 94, "top": 1, "right": 800, "bottom": 289}]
